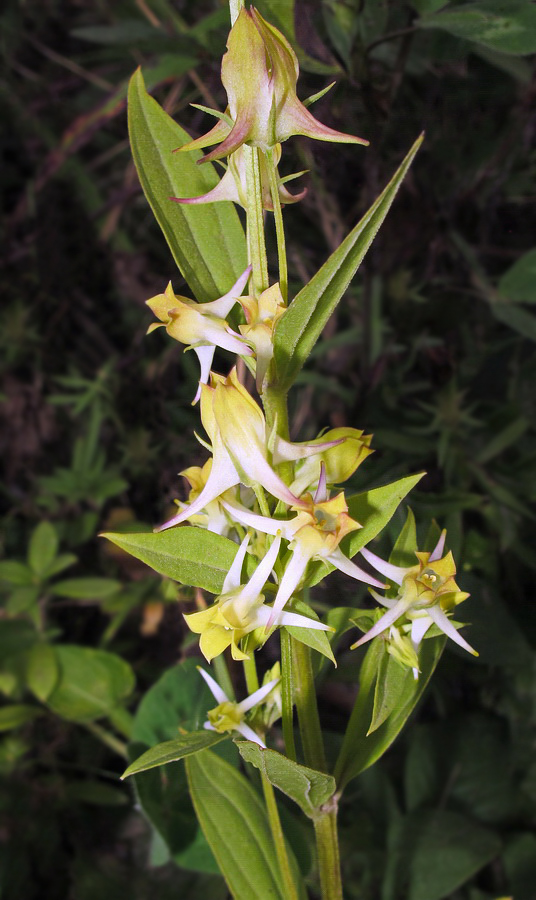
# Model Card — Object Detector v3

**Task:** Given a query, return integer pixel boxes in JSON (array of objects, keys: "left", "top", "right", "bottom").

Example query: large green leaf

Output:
[
  {"left": 305, "top": 473, "right": 424, "bottom": 589},
  {"left": 187, "top": 749, "right": 305, "bottom": 899},
  {"left": 272, "top": 135, "right": 423, "bottom": 391},
  {"left": 128, "top": 68, "right": 247, "bottom": 301},
  {"left": 45, "top": 645, "right": 135, "bottom": 722},
  {"left": 334, "top": 636, "right": 445, "bottom": 790},
  {"left": 417, "top": 1, "right": 536, "bottom": 56},
  {"left": 236, "top": 741, "right": 336, "bottom": 819},
  {"left": 101, "top": 527, "right": 240, "bottom": 593}
]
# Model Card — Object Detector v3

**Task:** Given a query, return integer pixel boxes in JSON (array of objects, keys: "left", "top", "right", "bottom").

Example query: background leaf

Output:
[
  {"left": 45, "top": 645, "right": 135, "bottom": 722},
  {"left": 417, "top": 1, "right": 536, "bottom": 56}
]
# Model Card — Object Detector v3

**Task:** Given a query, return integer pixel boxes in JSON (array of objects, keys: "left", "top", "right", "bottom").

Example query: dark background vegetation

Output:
[{"left": 1, "top": 1, "right": 535, "bottom": 897}]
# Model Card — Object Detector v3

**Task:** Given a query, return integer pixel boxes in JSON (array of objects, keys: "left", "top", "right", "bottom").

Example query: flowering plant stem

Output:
[
  {"left": 245, "top": 145, "right": 269, "bottom": 296},
  {"left": 243, "top": 653, "right": 299, "bottom": 900},
  {"left": 266, "top": 148, "right": 289, "bottom": 303}
]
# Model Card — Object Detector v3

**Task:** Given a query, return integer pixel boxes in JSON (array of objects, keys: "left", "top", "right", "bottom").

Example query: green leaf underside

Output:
[
  {"left": 335, "top": 636, "right": 445, "bottom": 789},
  {"left": 273, "top": 134, "right": 423, "bottom": 391},
  {"left": 128, "top": 68, "right": 247, "bottom": 301},
  {"left": 187, "top": 749, "right": 304, "bottom": 899},
  {"left": 237, "top": 741, "right": 336, "bottom": 819},
  {"left": 306, "top": 473, "right": 424, "bottom": 589},
  {"left": 101, "top": 527, "right": 241, "bottom": 593},
  {"left": 0, "top": 704, "right": 42, "bottom": 731},
  {"left": 123, "top": 731, "right": 225, "bottom": 778}
]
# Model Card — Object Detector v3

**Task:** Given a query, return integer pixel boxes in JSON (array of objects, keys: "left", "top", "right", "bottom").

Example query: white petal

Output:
[
  {"left": 359, "top": 547, "right": 407, "bottom": 585},
  {"left": 313, "top": 463, "right": 327, "bottom": 503},
  {"left": 271, "top": 434, "right": 342, "bottom": 465},
  {"left": 156, "top": 439, "right": 239, "bottom": 531},
  {"left": 267, "top": 546, "right": 310, "bottom": 629},
  {"left": 235, "top": 722, "right": 266, "bottom": 747},
  {"left": 411, "top": 616, "right": 433, "bottom": 649},
  {"left": 351, "top": 597, "right": 413, "bottom": 648},
  {"left": 429, "top": 530, "right": 447, "bottom": 562},
  {"left": 203, "top": 720, "right": 217, "bottom": 731},
  {"left": 222, "top": 534, "right": 250, "bottom": 593},
  {"left": 328, "top": 547, "right": 386, "bottom": 589},
  {"left": 192, "top": 345, "right": 215, "bottom": 404},
  {"left": 427, "top": 605, "right": 478, "bottom": 656},
  {"left": 203, "top": 267, "right": 252, "bottom": 318},
  {"left": 369, "top": 588, "right": 397, "bottom": 609},
  {"left": 238, "top": 677, "right": 280, "bottom": 713},
  {"left": 197, "top": 667, "right": 228, "bottom": 704},
  {"left": 221, "top": 497, "right": 293, "bottom": 538},
  {"left": 238, "top": 535, "right": 281, "bottom": 606}
]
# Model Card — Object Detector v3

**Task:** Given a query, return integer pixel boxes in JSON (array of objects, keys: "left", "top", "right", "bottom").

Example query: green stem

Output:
[
  {"left": 261, "top": 773, "right": 300, "bottom": 900},
  {"left": 241, "top": 655, "right": 298, "bottom": 899},
  {"left": 83, "top": 721, "right": 128, "bottom": 759},
  {"left": 292, "top": 637, "right": 344, "bottom": 899},
  {"left": 243, "top": 653, "right": 260, "bottom": 694},
  {"left": 280, "top": 628, "right": 297, "bottom": 761},
  {"left": 314, "top": 807, "right": 343, "bottom": 900},
  {"left": 262, "top": 387, "right": 294, "bottom": 488},
  {"left": 245, "top": 145, "right": 269, "bottom": 296},
  {"left": 266, "top": 148, "right": 288, "bottom": 303},
  {"left": 213, "top": 652, "right": 235, "bottom": 701},
  {"left": 292, "top": 637, "right": 326, "bottom": 772}
]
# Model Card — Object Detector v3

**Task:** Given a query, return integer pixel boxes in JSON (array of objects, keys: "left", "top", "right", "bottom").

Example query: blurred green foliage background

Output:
[{"left": 1, "top": 1, "right": 535, "bottom": 897}]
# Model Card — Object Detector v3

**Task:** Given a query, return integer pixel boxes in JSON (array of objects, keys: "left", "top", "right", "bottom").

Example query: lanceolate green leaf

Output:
[
  {"left": 334, "top": 636, "right": 445, "bottom": 790},
  {"left": 101, "top": 527, "right": 240, "bottom": 593},
  {"left": 187, "top": 749, "right": 305, "bottom": 899},
  {"left": 122, "top": 731, "right": 225, "bottom": 778},
  {"left": 273, "top": 135, "right": 423, "bottom": 391},
  {"left": 236, "top": 741, "right": 336, "bottom": 820},
  {"left": 128, "top": 68, "right": 247, "bottom": 301}
]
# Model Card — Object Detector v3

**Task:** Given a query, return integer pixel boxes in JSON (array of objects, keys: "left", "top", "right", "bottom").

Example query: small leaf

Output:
[
  {"left": 368, "top": 649, "right": 410, "bottom": 734},
  {"left": 101, "top": 527, "right": 240, "bottom": 593},
  {"left": 236, "top": 741, "right": 336, "bottom": 819},
  {"left": 46, "top": 645, "right": 135, "bottom": 722},
  {"left": 497, "top": 248, "right": 536, "bottom": 303},
  {"left": 0, "top": 561, "right": 33, "bottom": 586},
  {"left": 128, "top": 68, "right": 247, "bottom": 301},
  {"left": 0, "top": 704, "right": 42, "bottom": 731},
  {"left": 390, "top": 507, "right": 418, "bottom": 568},
  {"left": 187, "top": 749, "right": 305, "bottom": 899},
  {"left": 123, "top": 731, "right": 225, "bottom": 778},
  {"left": 417, "top": 1, "right": 536, "bottom": 56},
  {"left": 51, "top": 577, "right": 122, "bottom": 599},
  {"left": 27, "top": 521, "right": 59, "bottom": 578},
  {"left": 25, "top": 643, "right": 59, "bottom": 703},
  {"left": 273, "top": 135, "right": 423, "bottom": 391},
  {"left": 335, "top": 636, "right": 445, "bottom": 789},
  {"left": 6, "top": 586, "right": 40, "bottom": 615}
]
